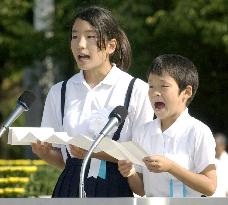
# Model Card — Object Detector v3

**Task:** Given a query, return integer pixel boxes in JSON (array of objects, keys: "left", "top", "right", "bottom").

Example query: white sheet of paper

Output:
[
  {"left": 121, "top": 141, "right": 148, "bottom": 161},
  {"left": 8, "top": 127, "right": 148, "bottom": 166},
  {"left": 8, "top": 127, "right": 101, "bottom": 152},
  {"left": 99, "top": 138, "right": 127, "bottom": 160},
  {"left": 124, "top": 141, "right": 148, "bottom": 166},
  {"left": 99, "top": 138, "right": 148, "bottom": 166},
  {"left": 44, "top": 132, "right": 73, "bottom": 145},
  {"left": 8, "top": 127, "right": 54, "bottom": 145},
  {"left": 68, "top": 135, "right": 101, "bottom": 153}
]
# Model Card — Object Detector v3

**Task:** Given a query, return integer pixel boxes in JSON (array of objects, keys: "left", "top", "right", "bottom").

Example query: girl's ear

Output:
[
  {"left": 107, "top": 39, "right": 117, "bottom": 54},
  {"left": 183, "top": 85, "right": 192, "bottom": 102}
]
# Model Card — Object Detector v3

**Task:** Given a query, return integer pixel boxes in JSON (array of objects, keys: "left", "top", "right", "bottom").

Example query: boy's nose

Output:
[
  {"left": 155, "top": 92, "right": 161, "bottom": 96},
  {"left": 151, "top": 90, "right": 161, "bottom": 97}
]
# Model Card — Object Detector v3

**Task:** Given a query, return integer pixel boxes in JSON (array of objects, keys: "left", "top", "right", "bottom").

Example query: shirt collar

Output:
[
  {"left": 150, "top": 108, "right": 190, "bottom": 138},
  {"left": 100, "top": 64, "right": 121, "bottom": 86},
  {"left": 148, "top": 118, "right": 162, "bottom": 135},
  {"left": 163, "top": 108, "right": 190, "bottom": 138},
  {"left": 70, "top": 70, "right": 84, "bottom": 84},
  {"left": 71, "top": 64, "right": 121, "bottom": 86}
]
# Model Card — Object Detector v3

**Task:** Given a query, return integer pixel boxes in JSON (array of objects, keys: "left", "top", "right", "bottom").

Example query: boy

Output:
[{"left": 118, "top": 54, "right": 217, "bottom": 197}]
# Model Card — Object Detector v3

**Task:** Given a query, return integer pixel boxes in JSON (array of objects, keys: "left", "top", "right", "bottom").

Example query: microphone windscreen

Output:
[
  {"left": 109, "top": 105, "right": 128, "bottom": 124},
  {"left": 17, "top": 90, "right": 36, "bottom": 110}
]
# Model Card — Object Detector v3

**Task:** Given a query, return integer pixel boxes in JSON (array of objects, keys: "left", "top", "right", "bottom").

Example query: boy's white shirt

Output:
[{"left": 134, "top": 108, "right": 216, "bottom": 197}]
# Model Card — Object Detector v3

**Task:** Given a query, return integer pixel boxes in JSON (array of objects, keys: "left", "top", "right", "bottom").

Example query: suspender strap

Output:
[
  {"left": 112, "top": 77, "right": 137, "bottom": 141},
  {"left": 124, "top": 77, "right": 137, "bottom": 109},
  {"left": 61, "top": 80, "right": 68, "bottom": 126},
  {"left": 61, "top": 80, "right": 70, "bottom": 159},
  {"left": 99, "top": 77, "right": 136, "bottom": 179}
]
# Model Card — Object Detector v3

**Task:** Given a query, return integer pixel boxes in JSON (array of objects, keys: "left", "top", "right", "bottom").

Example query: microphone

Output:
[
  {"left": 99, "top": 105, "right": 128, "bottom": 136},
  {"left": 0, "top": 90, "right": 36, "bottom": 137},
  {"left": 79, "top": 105, "right": 128, "bottom": 198}
]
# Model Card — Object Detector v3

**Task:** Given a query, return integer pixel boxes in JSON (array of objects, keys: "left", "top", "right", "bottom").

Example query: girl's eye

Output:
[
  {"left": 88, "top": 35, "right": 96, "bottom": 39},
  {"left": 161, "top": 85, "right": 169, "bottom": 88},
  {"left": 149, "top": 85, "right": 153, "bottom": 89},
  {"left": 72, "top": 35, "right": 77, "bottom": 39}
]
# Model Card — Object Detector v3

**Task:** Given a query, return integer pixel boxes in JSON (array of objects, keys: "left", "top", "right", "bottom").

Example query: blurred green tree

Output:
[
  {"left": 0, "top": 0, "right": 227, "bottom": 158},
  {"left": 143, "top": 0, "right": 228, "bottom": 132}
]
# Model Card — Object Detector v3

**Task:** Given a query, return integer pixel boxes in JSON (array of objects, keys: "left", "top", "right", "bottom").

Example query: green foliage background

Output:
[
  {"left": 0, "top": 0, "right": 228, "bottom": 158},
  {"left": 0, "top": 160, "right": 61, "bottom": 197}
]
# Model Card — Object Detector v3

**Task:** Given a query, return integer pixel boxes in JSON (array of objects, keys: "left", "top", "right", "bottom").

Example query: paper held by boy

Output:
[{"left": 8, "top": 127, "right": 148, "bottom": 167}]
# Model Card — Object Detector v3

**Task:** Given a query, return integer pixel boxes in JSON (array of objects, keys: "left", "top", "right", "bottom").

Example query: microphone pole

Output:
[
  {"left": 0, "top": 104, "right": 25, "bottom": 137},
  {"left": 0, "top": 90, "right": 36, "bottom": 138},
  {"left": 79, "top": 106, "right": 128, "bottom": 198},
  {"left": 79, "top": 132, "right": 107, "bottom": 198}
]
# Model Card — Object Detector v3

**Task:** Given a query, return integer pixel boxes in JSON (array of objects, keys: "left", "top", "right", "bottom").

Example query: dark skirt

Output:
[{"left": 52, "top": 157, "right": 133, "bottom": 197}]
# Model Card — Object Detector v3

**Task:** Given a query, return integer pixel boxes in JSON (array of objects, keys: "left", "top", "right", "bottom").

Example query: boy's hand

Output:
[
  {"left": 69, "top": 144, "right": 87, "bottom": 159},
  {"left": 118, "top": 160, "right": 136, "bottom": 177},
  {"left": 143, "top": 155, "right": 173, "bottom": 173}
]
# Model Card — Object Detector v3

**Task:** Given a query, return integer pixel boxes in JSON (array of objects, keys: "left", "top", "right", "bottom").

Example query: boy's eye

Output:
[
  {"left": 72, "top": 35, "right": 77, "bottom": 39},
  {"left": 161, "top": 85, "right": 169, "bottom": 88},
  {"left": 149, "top": 85, "right": 154, "bottom": 89}
]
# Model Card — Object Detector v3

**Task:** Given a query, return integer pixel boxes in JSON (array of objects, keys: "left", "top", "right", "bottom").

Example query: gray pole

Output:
[{"left": 23, "top": 0, "right": 55, "bottom": 158}]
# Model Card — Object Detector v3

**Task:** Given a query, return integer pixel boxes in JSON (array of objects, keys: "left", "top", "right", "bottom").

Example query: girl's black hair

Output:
[
  {"left": 72, "top": 6, "right": 131, "bottom": 71},
  {"left": 147, "top": 54, "right": 199, "bottom": 106}
]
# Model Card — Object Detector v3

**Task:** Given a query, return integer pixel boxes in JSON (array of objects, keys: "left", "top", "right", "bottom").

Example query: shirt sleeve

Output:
[
  {"left": 193, "top": 122, "right": 216, "bottom": 173},
  {"left": 41, "top": 82, "right": 63, "bottom": 149},
  {"left": 41, "top": 83, "right": 62, "bottom": 132}
]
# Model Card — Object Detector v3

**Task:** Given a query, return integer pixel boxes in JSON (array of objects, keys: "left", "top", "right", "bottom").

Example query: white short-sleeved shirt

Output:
[
  {"left": 41, "top": 65, "right": 154, "bottom": 176},
  {"left": 134, "top": 108, "right": 216, "bottom": 197}
]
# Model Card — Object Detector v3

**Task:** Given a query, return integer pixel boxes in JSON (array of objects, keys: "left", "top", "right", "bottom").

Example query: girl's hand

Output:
[
  {"left": 143, "top": 155, "right": 173, "bottom": 173},
  {"left": 118, "top": 160, "right": 136, "bottom": 177},
  {"left": 32, "top": 141, "right": 52, "bottom": 158},
  {"left": 69, "top": 144, "right": 87, "bottom": 159}
]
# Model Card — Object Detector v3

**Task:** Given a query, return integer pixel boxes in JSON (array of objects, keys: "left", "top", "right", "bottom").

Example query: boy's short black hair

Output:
[{"left": 147, "top": 54, "right": 199, "bottom": 106}]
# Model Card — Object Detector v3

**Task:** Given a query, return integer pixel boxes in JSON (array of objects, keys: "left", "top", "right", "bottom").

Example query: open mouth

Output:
[
  {"left": 154, "top": 102, "right": 165, "bottom": 110},
  {"left": 78, "top": 54, "right": 90, "bottom": 61}
]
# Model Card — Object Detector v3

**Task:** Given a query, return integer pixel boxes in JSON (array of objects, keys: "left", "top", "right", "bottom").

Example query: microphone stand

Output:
[
  {"left": 79, "top": 133, "right": 105, "bottom": 198},
  {"left": 0, "top": 104, "right": 26, "bottom": 138}
]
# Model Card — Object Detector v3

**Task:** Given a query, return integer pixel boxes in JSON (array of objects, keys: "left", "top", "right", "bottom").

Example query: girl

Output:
[{"left": 32, "top": 6, "right": 153, "bottom": 197}]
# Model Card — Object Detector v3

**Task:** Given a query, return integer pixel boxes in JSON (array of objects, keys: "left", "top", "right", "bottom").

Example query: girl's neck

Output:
[{"left": 83, "top": 63, "right": 112, "bottom": 88}]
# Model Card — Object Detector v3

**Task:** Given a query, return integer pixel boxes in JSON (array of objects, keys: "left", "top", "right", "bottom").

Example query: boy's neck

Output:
[{"left": 160, "top": 109, "right": 186, "bottom": 132}]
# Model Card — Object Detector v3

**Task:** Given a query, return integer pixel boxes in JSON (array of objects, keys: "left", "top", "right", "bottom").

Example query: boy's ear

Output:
[
  {"left": 183, "top": 85, "right": 192, "bottom": 102},
  {"left": 107, "top": 39, "right": 117, "bottom": 54}
]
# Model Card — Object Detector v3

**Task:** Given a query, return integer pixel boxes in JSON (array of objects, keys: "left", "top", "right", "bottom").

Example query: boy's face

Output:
[{"left": 148, "top": 73, "right": 190, "bottom": 122}]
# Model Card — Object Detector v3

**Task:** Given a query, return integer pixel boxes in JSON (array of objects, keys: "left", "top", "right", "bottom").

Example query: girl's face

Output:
[
  {"left": 71, "top": 19, "right": 114, "bottom": 72},
  {"left": 148, "top": 73, "right": 190, "bottom": 129}
]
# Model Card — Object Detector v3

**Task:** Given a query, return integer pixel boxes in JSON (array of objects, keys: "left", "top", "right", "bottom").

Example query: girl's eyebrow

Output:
[{"left": 72, "top": 29, "right": 96, "bottom": 33}]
